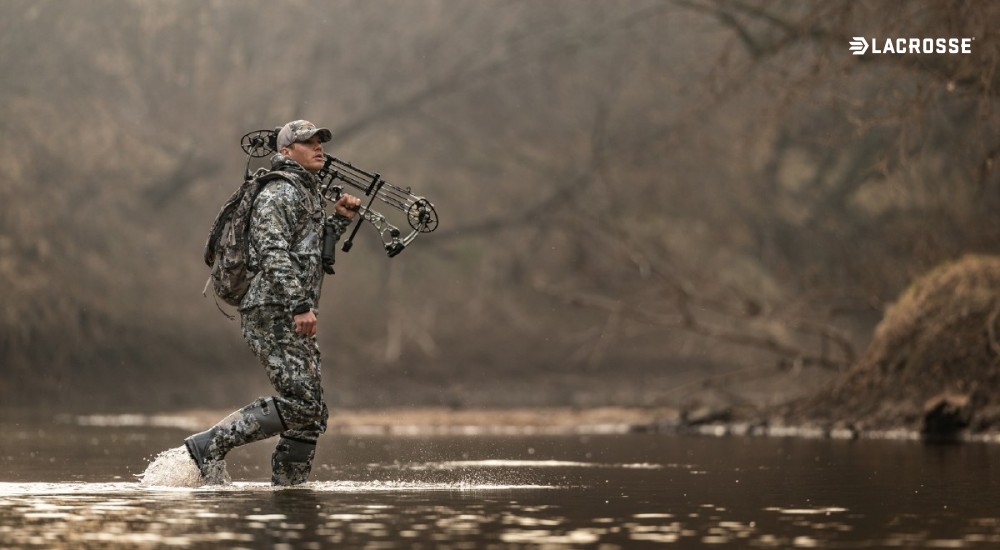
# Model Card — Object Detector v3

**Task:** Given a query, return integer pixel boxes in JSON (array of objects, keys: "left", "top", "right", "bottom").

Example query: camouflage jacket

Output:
[{"left": 240, "top": 154, "right": 351, "bottom": 314}]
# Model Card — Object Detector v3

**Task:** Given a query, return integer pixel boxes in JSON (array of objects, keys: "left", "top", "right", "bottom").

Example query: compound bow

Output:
[{"left": 240, "top": 128, "right": 438, "bottom": 259}]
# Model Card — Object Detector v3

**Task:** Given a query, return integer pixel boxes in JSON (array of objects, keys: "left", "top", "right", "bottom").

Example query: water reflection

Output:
[
  {"left": 3, "top": 419, "right": 1000, "bottom": 548},
  {"left": 3, "top": 479, "right": 1000, "bottom": 548}
]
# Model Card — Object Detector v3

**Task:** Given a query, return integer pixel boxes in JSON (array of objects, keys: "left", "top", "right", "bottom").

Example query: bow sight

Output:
[{"left": 240, "top": 128, "right": 438, "bottom": 259}]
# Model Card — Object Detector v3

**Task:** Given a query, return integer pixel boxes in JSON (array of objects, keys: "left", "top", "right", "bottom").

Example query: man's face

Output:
[{"left": 282, "top": 135, "right": 326, "bottom": 174}]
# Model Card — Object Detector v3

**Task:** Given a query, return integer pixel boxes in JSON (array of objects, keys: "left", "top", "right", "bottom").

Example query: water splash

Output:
[{"left": 138, "top": 446, "right": 228, "bottom": 487}]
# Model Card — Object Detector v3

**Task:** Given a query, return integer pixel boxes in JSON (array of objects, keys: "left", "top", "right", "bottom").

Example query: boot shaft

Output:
[
  {"left": 185, "top": 396, "right": 288, "bottom": 481},
  {"left": 272, "top": 436, "right": 317, "bottom": 486}
]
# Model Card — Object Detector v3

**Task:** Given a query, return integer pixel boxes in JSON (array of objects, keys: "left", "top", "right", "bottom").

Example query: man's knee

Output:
[
  {"left": 299, "top": 398, "right": 328, "bottom": 427},
  {"left": 274, "top": 395, "right": 327, "bottom": 431}
]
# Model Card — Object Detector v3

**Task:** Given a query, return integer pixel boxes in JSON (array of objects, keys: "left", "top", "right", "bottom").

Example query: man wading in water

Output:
[{"left": 184, "top": 120, "right": 361, "bottom": 485}]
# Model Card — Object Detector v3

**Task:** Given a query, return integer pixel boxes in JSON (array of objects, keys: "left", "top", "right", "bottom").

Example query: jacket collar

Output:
[{"left": 270, "top": 154, "right": 318, "bottom": 188}]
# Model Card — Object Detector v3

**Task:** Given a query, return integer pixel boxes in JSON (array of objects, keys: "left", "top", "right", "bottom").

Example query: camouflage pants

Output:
[{"left": 240, "top": 304, "right": 329, "bottom": 484}]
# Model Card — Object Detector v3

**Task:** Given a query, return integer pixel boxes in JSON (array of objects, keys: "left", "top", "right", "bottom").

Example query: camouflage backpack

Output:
[{"left": 203, "top": 170, "right": 299, "bottom": 310}]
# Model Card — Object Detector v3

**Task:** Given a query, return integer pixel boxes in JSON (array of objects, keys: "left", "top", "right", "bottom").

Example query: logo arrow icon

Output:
[{"left": 849, "top": 37, "right": 869, "bottom": 55}]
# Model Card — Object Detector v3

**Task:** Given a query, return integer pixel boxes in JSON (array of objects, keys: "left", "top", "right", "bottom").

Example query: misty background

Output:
[{"left": 2, "top": 0, "right": 998, "bottom": 414}]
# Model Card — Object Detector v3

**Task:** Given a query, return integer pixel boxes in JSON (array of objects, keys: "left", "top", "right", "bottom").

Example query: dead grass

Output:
[{"left": 789, "top": 255, "right": 1000, "bottom": 431}]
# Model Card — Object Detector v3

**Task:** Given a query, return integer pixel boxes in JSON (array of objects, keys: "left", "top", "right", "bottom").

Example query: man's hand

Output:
[
  {"left": 334, "top": 194, "right": 362, "bottom": 218},
  {"left": 294, "top": 309, "right": 318, "bottom": 337}
]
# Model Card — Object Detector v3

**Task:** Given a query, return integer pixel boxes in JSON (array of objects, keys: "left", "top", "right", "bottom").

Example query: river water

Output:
[{"left": 2, "top": 414, "right": 1000, "bottom": 548}]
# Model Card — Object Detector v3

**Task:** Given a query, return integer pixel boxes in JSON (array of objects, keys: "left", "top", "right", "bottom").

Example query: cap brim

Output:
[{"left": 314, "top": 128, "right": 333, "bottom": 143}]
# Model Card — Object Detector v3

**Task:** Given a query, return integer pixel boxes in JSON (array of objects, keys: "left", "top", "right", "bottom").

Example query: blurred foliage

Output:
[{"left": 2, "top": 0, "right": 999, "bottom": 411}]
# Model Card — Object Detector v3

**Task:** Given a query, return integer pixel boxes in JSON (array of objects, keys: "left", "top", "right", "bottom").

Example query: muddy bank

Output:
[{"left": 775, "top": 255, "right": 1000, "bottom": 441}]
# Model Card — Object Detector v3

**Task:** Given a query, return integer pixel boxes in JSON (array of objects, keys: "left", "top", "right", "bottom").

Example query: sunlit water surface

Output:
[{"left": 2, "top": 414, "right": 1000, "bottom": 548}]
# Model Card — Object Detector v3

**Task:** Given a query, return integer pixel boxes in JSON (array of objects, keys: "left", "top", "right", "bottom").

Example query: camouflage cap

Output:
[{"left": 276, "top": 120, "right": 333, "bottom": 150}]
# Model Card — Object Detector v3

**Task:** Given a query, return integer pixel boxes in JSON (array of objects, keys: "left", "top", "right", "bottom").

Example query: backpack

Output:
[{"left": 202, "top": 170, "right": 297, "bottom": 312}]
